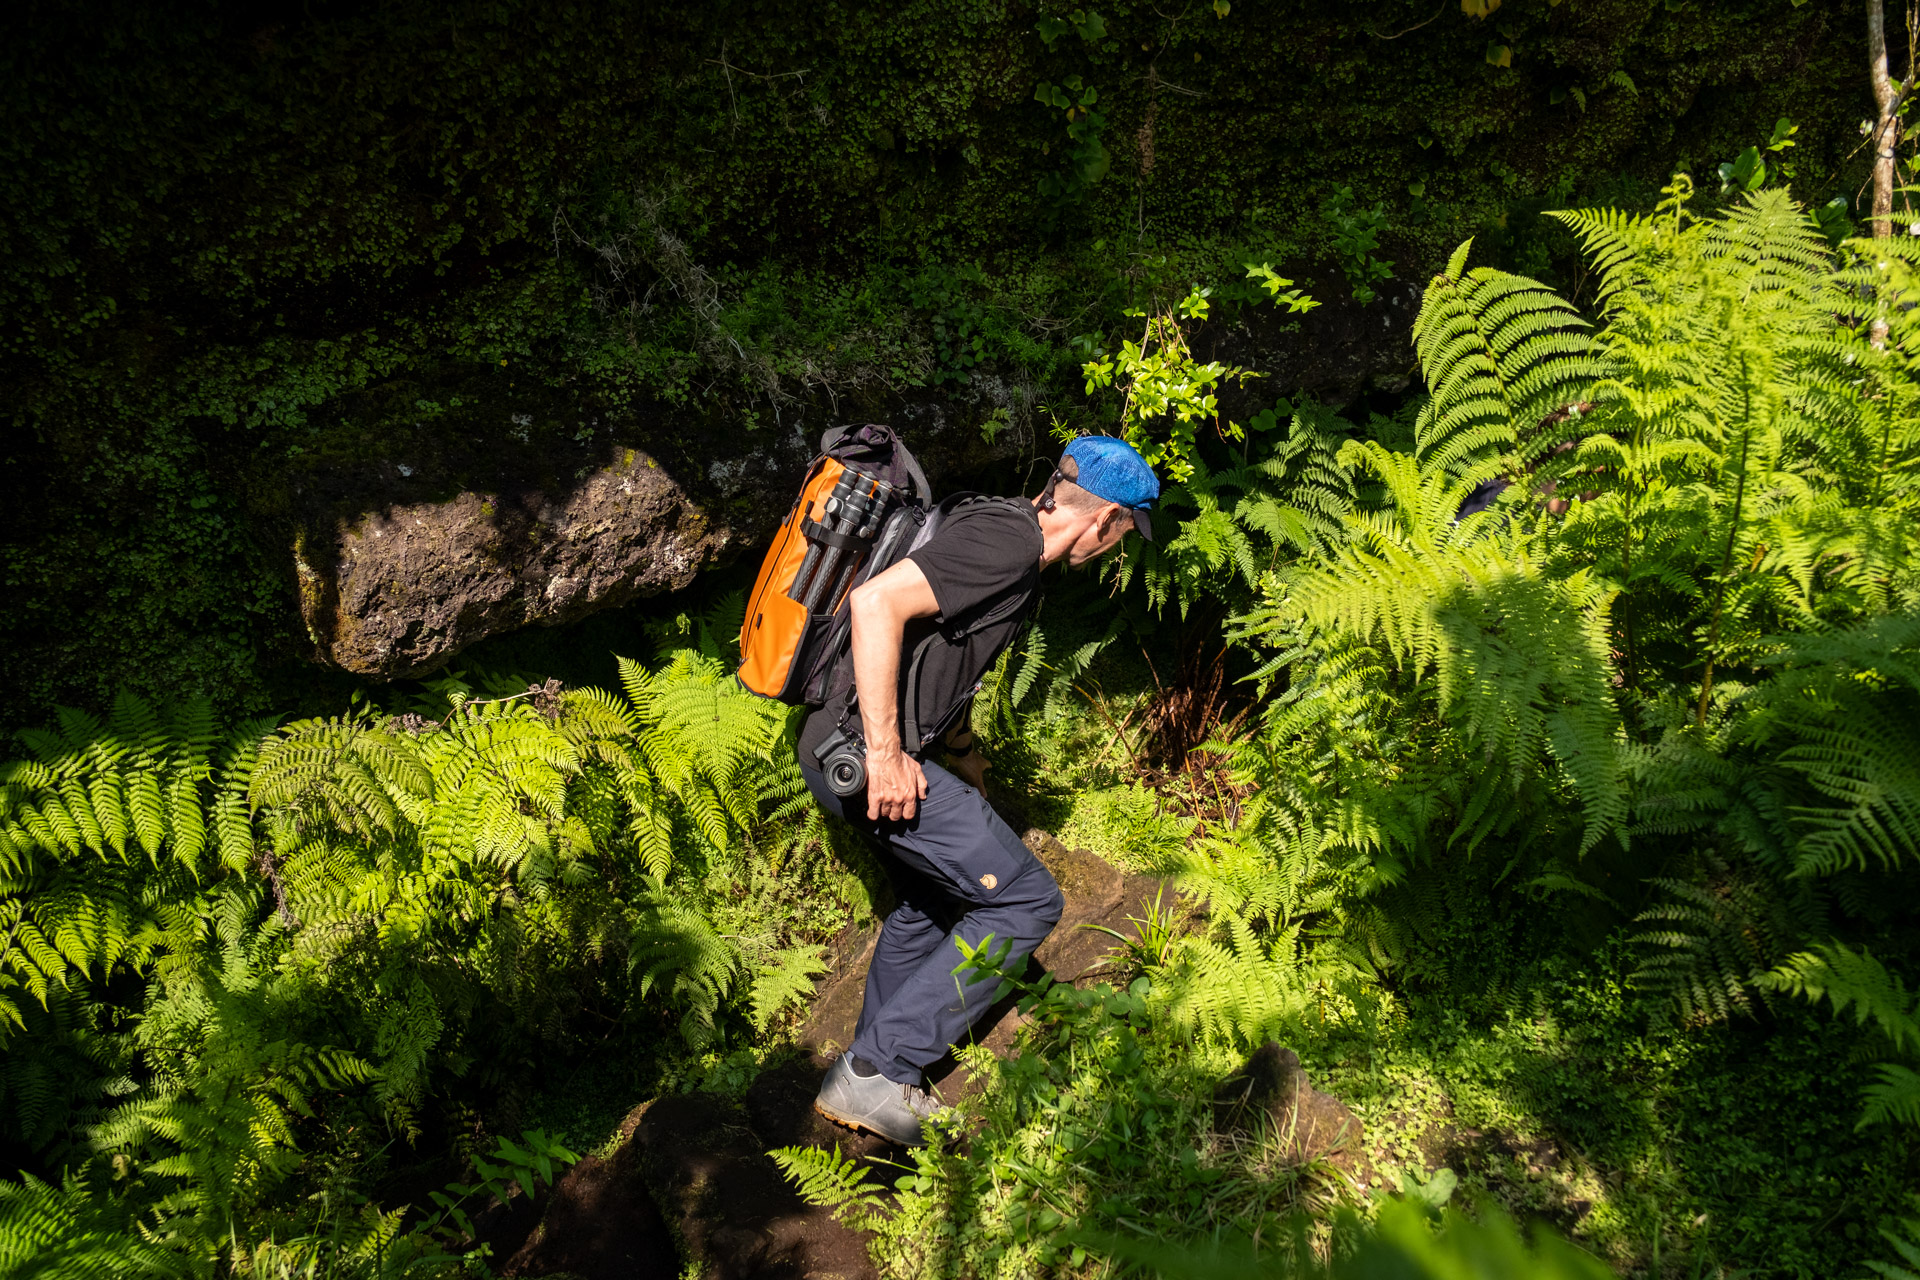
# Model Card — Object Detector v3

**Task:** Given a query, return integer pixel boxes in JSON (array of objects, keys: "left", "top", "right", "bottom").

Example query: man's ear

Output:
[{"left": 1101, "top": 504, "right": 1129, "bottom": 537}]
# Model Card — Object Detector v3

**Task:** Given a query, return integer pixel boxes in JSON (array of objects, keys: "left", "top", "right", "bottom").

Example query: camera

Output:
[{"left": 815, "top": 726, "right": 868, "bottom": 798}]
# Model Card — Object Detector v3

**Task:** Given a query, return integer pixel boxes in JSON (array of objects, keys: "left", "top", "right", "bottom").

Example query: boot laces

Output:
[{"left": 900, "top": 1081, "right": 943, "bottom": 1121}]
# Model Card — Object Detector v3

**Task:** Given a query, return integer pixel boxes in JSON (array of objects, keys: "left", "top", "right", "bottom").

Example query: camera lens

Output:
[{"left": 826, "top": 752, "right": 865, "bottom": 797}]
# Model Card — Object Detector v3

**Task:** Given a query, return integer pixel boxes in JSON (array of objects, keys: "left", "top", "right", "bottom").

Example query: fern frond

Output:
[
  {"left": 1762, "top": 943, "right": 1920, "bottom": 1055},
  {"left": 769, "top": 1143, "right": 887, "bottom": 1227},
  {"left": 749, "top": 944, "right": 830, "bottom": 1032},
  {"left": 0, "top": 1171, "right": 192, "bottom": 1279},
  {"left": 1411, "top": 247, "right": 1606, "bottom": 476},
  {"left": 628, "top": 899, "right": 743, "bottom": 1046},
  {"left": 1862, "top": 1063, "right": 1920, "bottom": 1129}
]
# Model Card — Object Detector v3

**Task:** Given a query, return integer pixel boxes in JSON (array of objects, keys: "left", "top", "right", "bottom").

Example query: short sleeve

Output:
[{"left": 908, "top": 503, "right": 1042, "bottom": 622}]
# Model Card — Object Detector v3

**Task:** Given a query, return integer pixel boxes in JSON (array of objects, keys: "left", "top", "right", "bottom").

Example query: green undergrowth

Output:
[
  {"left": 783, "top": 839, "right": 1918, "bottom": 1278},
  {"left": 1310, "top": 943, "right": 1919, "bottom": 1275}
]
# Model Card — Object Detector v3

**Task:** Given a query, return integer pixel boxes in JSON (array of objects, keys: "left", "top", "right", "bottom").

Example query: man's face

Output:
[{"left": 1066, "top": 505, "right": 1135, "bottom": 567}]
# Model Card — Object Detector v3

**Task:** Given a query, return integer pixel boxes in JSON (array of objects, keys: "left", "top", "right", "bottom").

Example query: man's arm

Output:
[{"left": 847, "top": 558, "right": 940, "bottom": 821}]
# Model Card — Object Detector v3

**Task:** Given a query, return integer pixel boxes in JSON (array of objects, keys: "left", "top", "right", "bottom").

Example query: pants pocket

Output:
[{"left": 909, "top": 763, "right": 1041, "bottom": 905}]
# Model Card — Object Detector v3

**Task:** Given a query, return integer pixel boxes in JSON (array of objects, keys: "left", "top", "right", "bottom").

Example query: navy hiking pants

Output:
[{"left": 801, "top": 758, "right": 1064, "bottom": 1086}]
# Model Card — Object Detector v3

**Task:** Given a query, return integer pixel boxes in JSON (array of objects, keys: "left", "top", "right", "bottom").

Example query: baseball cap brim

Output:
[{"left": 1132, "top": 508, "right": 1154, "bottom": 542}]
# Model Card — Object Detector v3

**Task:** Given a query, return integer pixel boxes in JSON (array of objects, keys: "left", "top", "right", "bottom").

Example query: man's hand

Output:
[
  {"left": 845, "top": 559, "right": 941, "bottom": 823},
  {"left": 946, "top": 750, "right": 989, "bottom": 796},
  {"left": 866, "top": 745, "right": 929, "bottom": 822}
]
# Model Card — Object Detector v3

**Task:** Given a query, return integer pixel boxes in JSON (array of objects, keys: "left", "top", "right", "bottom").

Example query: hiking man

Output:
[{"left": 801, "top": 435, "right": 1160, "bottom": 1146}]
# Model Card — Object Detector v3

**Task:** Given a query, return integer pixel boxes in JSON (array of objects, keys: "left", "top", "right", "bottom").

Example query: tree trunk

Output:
[
  {"left": 1869, "top": 0, "right": 1898, "bottom": 348},
  {"left": 1870, "top": 0, "right": 1898, "bottom": 240}
]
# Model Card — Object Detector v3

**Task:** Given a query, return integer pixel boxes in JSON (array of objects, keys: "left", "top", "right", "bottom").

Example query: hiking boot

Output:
[{"left": 813, "top": 1054, "right": 944, "bottom": 1147}]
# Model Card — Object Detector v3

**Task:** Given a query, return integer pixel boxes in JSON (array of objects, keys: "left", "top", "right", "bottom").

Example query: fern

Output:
[
  {"left": 1866, "top": 1203, "right": 1920, "bottom": 1280},
  {"left": 1764, "top": 617, "right": 1920, "bottom": 875},
  {"left": 1632, "top": 854, "right": 1825, "bottom": 1022},
  {"left": 769, "top": 1143, "right": 888, "bottom": 1229},
  {"left": 0, "top": 1170, "right": 193, "bottom": 1280},
  {"left": 748, "top": 943, "right": 830, "bottom": 1033},
  {"left": 628, "top": 897, "right": 745, "bottom": 1047},
  {"left": 1763, "top": 944, "right": 1920, "bottom": 1056},
  {"left": 1275, "top": 442, "right": 1626, "bottom": 851},
  {"left": 0, "top": 651, "right": 803, "bottom": 1273},
  {"left": 1409, "top": 238, "right": 1606, "bottom": 478},
  {"left": 1160, "top": 918, "right": 1325, "bottom": 1045},
  {"left": 1764, "top": 944, "right": 1920, "bottom": 1132},
  {"left": 616, "top": 650, "right": 790, "bottom": 857}
]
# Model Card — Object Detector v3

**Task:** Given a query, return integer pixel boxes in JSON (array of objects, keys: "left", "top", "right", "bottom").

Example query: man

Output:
[{"left": 799, "top": 435, "right": 1161, "bottom": 1146}]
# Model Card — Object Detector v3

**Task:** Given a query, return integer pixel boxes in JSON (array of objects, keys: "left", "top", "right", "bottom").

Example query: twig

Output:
[
  {"left": 1198, "top": 753, "right": 1233, "bottom": 828},
  {"left": 1367, "top": 2, "right": 1446, "bottom": 40},
  {"left": 705, "top": 55, "right": 813, "bottom": 84},
  {"left": 1075, "top": 682, "right": 1143, "bottom": 772},
  {"left": 1137, "top": 643, "right": 1167, "bottom": 697},
  {"left": 1132, "top": 69, "right": 1206, "bottom": 98},
  {"left": 1087, "top": 697, "right": 1143, "bottom": 772},
  {"left": 706, "top": 47, "right": 813, "bottom": 131}
]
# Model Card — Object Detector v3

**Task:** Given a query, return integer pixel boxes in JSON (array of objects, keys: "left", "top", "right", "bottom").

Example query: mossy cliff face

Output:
[{"left": 0, "top": 0, "right": 1865, "bottom": 716}]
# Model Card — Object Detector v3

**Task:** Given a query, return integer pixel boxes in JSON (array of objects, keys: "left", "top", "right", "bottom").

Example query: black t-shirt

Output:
[{"left": 799, "top": 497, "right": 1042, "bottom": 764}]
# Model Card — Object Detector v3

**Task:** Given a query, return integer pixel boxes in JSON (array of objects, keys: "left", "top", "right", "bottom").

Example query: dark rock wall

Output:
[{"left": 1, "top": 0, "right": 1865, "bottom": 717}]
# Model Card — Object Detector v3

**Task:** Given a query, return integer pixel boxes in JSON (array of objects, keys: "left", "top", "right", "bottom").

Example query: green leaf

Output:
[{"left": 1078, "top": 138, "right": 1112, "bottom": 185}]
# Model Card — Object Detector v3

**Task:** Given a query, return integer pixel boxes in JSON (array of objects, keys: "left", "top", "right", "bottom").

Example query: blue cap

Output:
[{"left": 1063, "top": 435, "right": 1160, "bottom": 541}]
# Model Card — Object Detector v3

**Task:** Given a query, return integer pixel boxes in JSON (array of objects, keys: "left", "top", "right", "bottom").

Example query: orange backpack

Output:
[{"left": 737, "top": 425, "right": 930, "bottom": 704}]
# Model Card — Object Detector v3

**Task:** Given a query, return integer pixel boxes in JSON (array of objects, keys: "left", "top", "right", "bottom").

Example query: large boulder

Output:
[
  {"left": 295, "top": 446, "right": 726, "bottom": 679},
  {"left": 291, "top": 400, "right": 1015, "bottom": 679}
]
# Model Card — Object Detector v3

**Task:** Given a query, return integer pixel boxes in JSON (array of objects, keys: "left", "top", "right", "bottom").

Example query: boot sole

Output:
[{"left": 812, "top": 1099, "right": 923, "bottom": 1147}]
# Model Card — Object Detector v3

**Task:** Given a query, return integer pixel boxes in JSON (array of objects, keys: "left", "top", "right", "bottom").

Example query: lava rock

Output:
[
  {"left": 298, "top": 448, "right": 722, "bottom": 678},
  {"left": 633, "top": 1086, "right": 881, "bottom": 1280},
  {"left": 1213, "top": 1042, "right": 1363, "bottom": 1167}
]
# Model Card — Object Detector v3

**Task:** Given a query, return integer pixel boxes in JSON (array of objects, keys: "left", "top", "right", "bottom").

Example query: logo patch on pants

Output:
[{"left": 979, "top": 874, "right": 998, "bottom": 890}]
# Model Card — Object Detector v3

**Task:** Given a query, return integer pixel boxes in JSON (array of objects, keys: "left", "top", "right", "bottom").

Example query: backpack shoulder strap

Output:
[
  {"left": 896, "top": 441, "right": 932, "bottom": 505},
  {"left": 897, "top": 495, "right": 1041, "bottom": 749}
]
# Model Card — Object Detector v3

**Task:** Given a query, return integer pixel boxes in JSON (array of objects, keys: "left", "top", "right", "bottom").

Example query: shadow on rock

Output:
[
  {"left": 499, "top": 1105, "right": 679, "bottom": 1279},
  {"left": 1213, "top": 1041, "right": 1365, "bottom": 1173}
]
